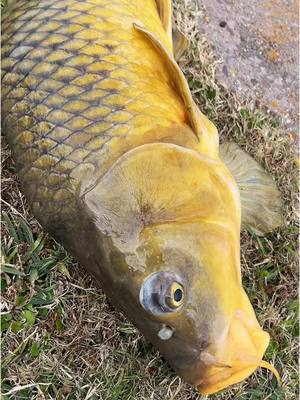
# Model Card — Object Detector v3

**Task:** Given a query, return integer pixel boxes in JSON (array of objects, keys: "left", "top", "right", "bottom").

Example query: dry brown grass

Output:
[{"left": 1, "top": 1, "right": 299, "bottom": 399}]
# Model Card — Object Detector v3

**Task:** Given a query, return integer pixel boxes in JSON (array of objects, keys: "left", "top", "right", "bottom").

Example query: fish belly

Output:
[{"left": 1, "top": 0, "right": 188, "bottom": 223}]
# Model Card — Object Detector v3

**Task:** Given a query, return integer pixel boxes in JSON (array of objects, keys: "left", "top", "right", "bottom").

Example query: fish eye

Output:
[
  {"left": 139, "top": 272, "right": 186, "bottom": 315},
  {"left": 166, "top": 282, "right": 185, "bottom": 308}
]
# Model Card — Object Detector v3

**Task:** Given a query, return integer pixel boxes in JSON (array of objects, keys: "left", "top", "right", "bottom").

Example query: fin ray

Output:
[
  {"left": 172, "top": 26, "right": 188, "bottom": 60},
  {"left": 220, "top": 142, "right": 283, "bottom": 235},
  {"left": 155, "top": 0, "right": 172, "bottom": 41}
]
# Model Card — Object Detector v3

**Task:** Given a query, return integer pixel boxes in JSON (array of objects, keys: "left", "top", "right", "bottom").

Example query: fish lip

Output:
[
  {"left": 195, "top": 358, "right": 281, "bottom": 395},
  {"left": 191, "top": 305, "right": 274, "bottom": 395},
  {"left": 195, "top": 364, "right": 259, "bottom": 395}
]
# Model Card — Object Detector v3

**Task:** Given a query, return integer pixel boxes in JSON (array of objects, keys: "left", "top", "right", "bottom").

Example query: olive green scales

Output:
[{"left": 2, "top": 0, "right": 194, "bottom": 227}]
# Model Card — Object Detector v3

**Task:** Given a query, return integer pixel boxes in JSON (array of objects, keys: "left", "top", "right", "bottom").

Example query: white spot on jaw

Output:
[{"left": 158, "top": 324, "right": 174, "bottom": 340}]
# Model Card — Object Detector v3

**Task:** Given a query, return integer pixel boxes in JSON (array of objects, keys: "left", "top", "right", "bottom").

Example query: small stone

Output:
[{"left": 268, "top": 49, "right": 279, "bottom": 62}]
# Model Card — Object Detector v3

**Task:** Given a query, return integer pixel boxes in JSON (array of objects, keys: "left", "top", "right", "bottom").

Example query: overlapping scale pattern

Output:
[{"left": 2, "top": 0, "right": 187, "bottom": 223}]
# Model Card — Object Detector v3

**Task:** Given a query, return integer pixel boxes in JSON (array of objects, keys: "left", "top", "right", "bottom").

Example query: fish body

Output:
[
  {"left": 2, "top": 0, "right": 282, "bottom": 394},
  {"left": 2, "top": 0, "right": 183, "bottom": 218}
]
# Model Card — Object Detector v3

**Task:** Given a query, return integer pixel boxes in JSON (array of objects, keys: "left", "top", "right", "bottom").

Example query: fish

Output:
[{"left": 1, "top": 0, "right": 283, "bottom": 394}]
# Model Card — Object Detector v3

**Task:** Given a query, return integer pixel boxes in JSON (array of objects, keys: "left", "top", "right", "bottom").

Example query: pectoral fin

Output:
[
  {"left": 220, "top": 142, "right": 283, "bottom": 235},
  {"left": 133, "top": 22, "right": 219, "bottom": 158}
]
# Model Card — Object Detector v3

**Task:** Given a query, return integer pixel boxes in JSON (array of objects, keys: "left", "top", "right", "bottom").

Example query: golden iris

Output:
[{"left": 168, "top": 282, "right": 184, "bottom": 308}]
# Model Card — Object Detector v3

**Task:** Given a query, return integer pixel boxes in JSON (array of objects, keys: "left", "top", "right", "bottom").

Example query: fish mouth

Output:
[
  {"left": 196, "top": 359, "right": 280, "bottom": 395},
  {"left": 192, "top": 305, "right": 280, "bottom": 395}
]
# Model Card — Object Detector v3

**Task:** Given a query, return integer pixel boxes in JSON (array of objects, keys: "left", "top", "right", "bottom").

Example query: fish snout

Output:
[{"left": 189, "top": 309, "right": 280, "bottom": 395}]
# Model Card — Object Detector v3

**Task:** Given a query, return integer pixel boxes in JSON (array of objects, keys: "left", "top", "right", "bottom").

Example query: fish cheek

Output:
[
  {"left": 137, "top": 273, "right": 213, "bottom": 370},
  {"left": 146, "top": 310, "right": 212, "bottom": 376},
  {"left": 80, "top": 223, "right": 213, "bottom": 374},
  {"left": 153, "top": 300, "right": 221, "bottom": 383}
]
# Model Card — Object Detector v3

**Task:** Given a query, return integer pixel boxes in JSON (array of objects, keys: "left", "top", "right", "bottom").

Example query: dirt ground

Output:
[{"left": 197, "top": 0, "right": 299, "bottom": 145}]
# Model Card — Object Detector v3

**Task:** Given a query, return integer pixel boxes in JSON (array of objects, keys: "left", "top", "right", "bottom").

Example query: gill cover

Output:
[{"left": 84, "top": 142, "right": 239, "bottom": 248}]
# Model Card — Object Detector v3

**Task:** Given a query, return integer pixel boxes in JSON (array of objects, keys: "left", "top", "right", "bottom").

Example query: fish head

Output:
[
  {"left": 137, "top": 221, "right": 277, "bottom": 395},
  {"left": 84, "top": 143, "right": 278, "bottom": 394}
]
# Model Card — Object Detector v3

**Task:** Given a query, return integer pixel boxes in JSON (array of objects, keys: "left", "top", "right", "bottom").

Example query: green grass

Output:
[
  {"left": 1, "top": 0, "right": 298, "bottom": 399},
  {"left": 1, "top": 204, "right": 297, "bottom": 399}
]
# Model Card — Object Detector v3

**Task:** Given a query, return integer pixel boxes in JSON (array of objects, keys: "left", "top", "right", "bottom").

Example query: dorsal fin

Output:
[
  {"left": 133, "top": 22, "right": 219, "bottom": 158},
  {"left": 172, "top": 26, "right": 188, "bottom": 60},
  {"left": 155, "top": 0, "right": 172, "bottom": 42},
  {"left": 155, "top": 1, "right": 188, "bottom": 60}
]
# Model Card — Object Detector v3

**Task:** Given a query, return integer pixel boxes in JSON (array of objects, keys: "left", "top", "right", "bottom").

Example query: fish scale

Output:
[{"left": 2, "top": 0, "right": 189, "bottom": 226}]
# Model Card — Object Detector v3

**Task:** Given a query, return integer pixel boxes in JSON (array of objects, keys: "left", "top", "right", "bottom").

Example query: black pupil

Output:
[{"left": 174, "top": 288, "right": 183, "bottom": 302}]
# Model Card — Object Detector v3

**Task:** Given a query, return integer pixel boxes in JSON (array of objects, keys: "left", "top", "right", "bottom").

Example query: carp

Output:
[{"left": 1, "top": 0, "right": 283, "bottom": 394}]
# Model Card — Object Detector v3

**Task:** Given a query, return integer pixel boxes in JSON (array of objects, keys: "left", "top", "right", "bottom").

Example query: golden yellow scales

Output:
[{"left": 2, "top": 0, "right": 282, "bottom": 394}]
